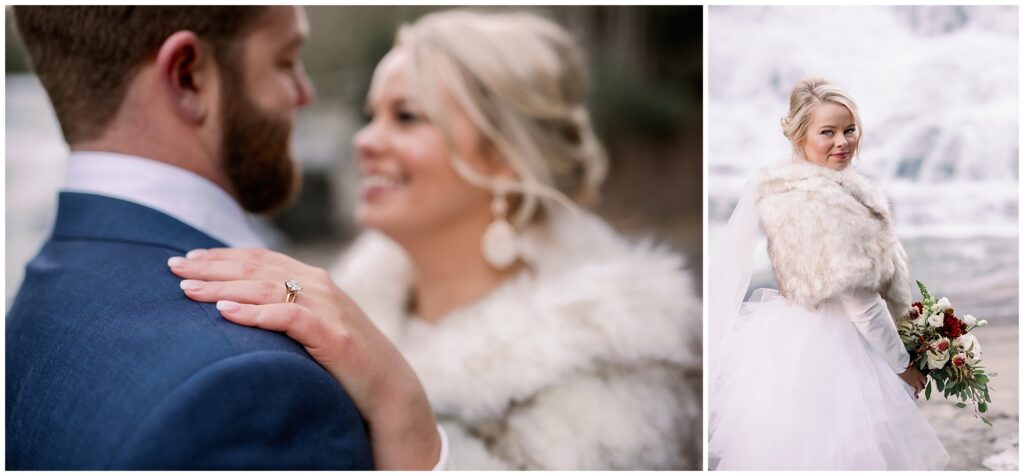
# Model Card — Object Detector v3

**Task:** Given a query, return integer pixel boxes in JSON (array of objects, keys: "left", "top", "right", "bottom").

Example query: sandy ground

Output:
[{"left": 918, "top": 324, "right": 1018, "bottom": 470}]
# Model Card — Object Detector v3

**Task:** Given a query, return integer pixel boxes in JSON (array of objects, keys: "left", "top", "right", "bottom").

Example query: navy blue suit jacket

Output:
[{"left": 6, "top": 192, "right": 373, "bottom": 469}]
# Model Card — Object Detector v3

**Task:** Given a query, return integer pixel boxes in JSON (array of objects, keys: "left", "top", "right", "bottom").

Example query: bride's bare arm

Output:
[{"left": 168, "top": 247, "right": 442, "bottom": 470}]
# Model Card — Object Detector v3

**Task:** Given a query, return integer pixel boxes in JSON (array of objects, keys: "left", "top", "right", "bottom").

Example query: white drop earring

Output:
[{"left": 481, "top": 187, "right": 519, "bottom": 270}]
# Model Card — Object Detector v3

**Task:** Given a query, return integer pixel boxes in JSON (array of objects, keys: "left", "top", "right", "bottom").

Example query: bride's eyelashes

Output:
[
  {"left": 820, "top": 127, "right": 857, "bottom": 137},
  {"left": 359, "top": 105, "right": 424, "bottom": 126},
  {"left": 390, "top": 97, "right": 426, "bottom": 126},
  {"left": 395, "top": 109, "right": 423, "bottom": 125}
]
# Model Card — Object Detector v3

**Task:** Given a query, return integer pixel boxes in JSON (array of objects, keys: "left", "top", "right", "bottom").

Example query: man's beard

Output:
[{"left": 220, "top": 76, "right": 300, "bottom": 215}]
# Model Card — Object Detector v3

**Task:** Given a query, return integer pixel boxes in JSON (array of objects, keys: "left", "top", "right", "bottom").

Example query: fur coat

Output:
[
  {"left": 331, "top": 208, "right": 701, "bottom": 470},
  {"left": 755, "top": 160, "right": 913, "bottom": 319}
]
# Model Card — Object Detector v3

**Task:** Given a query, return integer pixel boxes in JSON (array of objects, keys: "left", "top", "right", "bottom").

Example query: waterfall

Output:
[{"left": 708, "top": 6, "right": 1018, "bottom": 237}]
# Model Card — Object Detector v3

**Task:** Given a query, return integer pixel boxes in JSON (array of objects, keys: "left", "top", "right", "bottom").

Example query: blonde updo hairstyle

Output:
[
  {"left": 781, "top": 77, "right": 863, "bottom": 161},
  {"left": 394, "top": 9, "right": 608, "bottom": 227}
]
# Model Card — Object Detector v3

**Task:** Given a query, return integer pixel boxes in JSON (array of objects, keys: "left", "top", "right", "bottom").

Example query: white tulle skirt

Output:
[{"left": 709, "top": 289, "right": 949, "bottom": 470}]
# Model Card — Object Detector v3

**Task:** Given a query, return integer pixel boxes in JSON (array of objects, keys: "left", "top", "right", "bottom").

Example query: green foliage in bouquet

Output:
[{"left": 899, "top": 281, "right": 995, "bottom": 426}]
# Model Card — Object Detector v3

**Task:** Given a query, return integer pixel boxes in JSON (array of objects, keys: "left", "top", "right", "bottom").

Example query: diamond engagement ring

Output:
[{"left": 284, "top": 279, "right": 303, "bottom": 304}]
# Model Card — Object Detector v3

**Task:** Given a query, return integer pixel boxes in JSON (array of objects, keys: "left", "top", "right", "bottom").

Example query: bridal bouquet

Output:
[{"left": 898, "top": 281, "right": 995, "bottom": 425}]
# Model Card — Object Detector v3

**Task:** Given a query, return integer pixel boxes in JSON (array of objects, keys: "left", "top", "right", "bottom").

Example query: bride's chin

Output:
[
  {"left": 355, "top": 209, "right": 400, "bottom": 235},
  {"left": 354, "top": 207, "right": 381, "bottom": 229}
]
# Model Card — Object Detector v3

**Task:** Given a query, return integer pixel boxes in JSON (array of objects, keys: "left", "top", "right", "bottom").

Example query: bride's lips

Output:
[
  {"left": 359, "top": 173, "right": 406, "bottom": 201},
  {"left": 831, "top": 152, "right": 850, "bottom": 161}
]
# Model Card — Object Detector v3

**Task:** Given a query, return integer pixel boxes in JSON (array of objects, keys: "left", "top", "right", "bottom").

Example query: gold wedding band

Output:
[{"left": 284, "top": 279, "right": 303, "bottom": 304}]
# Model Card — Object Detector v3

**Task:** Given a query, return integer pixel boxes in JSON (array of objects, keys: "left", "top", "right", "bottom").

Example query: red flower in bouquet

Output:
[{"left": 943, "top": 312, "right": 967, "bottom": 340}]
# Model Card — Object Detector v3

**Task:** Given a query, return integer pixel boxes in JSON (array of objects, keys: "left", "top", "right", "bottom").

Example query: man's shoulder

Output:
[
  {"left": 9, "top": 232, "right": 311, "bottom": 382},
  {"left": 6, "top": 234, "right": 350, "bottom": 469}
]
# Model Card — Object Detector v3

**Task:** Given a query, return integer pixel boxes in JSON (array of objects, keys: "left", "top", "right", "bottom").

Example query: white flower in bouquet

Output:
[
  {"left": 977, "top": 319, "right": 988, "bottom": 327},
  {"left": 954, "top": 333, "right": 982, "bottom": 365},
  {"left": 927, "top": 313, "right": 945, "bottom": 328},
  {"left": 912, "top": 312, "right": 927, "bottom": 327},
  {"left": 926, "top": 338, "right": 951, "bottom": 369},
  {"left": 951, "top": 352, "right": 968, "bottom": 368},
  {"left": 934, "top": 297, "right": 952, "bottom": 312},
  {"left": 963, "top": 314, "right": 977, "bottom": 326}
]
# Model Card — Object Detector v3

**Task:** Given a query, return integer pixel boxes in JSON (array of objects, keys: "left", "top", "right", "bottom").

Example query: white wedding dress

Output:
[{"left": 708, "top": 184, "right": 949, "bottom": 471}]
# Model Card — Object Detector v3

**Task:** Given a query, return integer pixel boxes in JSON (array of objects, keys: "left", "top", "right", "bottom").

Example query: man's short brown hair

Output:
[{"left": 13, "top": 6, "right": 268, "bottom": 143}]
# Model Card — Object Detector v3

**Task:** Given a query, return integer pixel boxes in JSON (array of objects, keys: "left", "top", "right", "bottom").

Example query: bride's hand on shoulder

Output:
[
  {"left": 898, "top": 364, "right": 927, "bottom": 399},
  {"left": 168, "top": 247, "right": 439, "bottom": 470}
]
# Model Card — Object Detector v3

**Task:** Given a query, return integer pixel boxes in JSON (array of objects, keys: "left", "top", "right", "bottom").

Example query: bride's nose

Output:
[
  {"left": 834, "top": 134, "right": 849, "bottom": 149},
  {"left": 354, "top": 121, "right": 385, "bottom": 162}
]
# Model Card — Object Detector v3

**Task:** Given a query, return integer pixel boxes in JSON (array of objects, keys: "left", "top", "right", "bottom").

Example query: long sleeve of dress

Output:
[{"left": 839, "top": 289, "right": 911, "bottom": 374}]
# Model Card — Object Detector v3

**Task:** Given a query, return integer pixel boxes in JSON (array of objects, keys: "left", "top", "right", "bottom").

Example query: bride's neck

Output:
[{"left": 395, "top": 221, "right": 524, "bottom": 324}]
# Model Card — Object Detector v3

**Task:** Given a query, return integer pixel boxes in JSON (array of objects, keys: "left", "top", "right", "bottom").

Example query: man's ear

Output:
[{"left": 155, "top": 31, "right": 213, "bottom": 123}]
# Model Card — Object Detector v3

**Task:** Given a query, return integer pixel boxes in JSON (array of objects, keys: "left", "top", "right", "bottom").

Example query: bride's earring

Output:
[{"left": 482, "top": 188, "right": 519, "bottom": 270}]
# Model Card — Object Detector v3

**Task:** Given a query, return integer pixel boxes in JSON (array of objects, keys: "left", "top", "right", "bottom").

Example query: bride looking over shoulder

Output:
[{"left": 708, "top": 77, "right": 949, "bottom": 470}]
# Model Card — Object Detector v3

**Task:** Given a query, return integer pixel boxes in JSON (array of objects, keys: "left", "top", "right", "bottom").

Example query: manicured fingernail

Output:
[
  {"left": 216, "top": 300, "right": 240, "bottom": 312},
  {"left": 186, "top": 249, "right": 207, "bottom": 259},
  {"left": 180, "top": 279, "right": 205, "bottom": 291},
  {"left": 167, "top": 256, "right": 188, "bottom": 268}
]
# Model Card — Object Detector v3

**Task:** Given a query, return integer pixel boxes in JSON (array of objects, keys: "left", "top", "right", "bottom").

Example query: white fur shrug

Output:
[
  {"left": 331, "top": 209, "right": 701, "bottom": 470},
  {"left": 755, "top": 160, "right": 912, "bottom": 319}
]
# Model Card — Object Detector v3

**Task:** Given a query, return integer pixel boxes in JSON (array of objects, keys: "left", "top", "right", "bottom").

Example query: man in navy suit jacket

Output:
[{"left": 7, "top": 6, "right": 409, "bottom": 469}]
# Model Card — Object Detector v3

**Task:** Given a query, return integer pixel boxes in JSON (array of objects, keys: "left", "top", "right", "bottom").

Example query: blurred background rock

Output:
[
  {"left": 708, "top": 5, "right": 1018, "bottom": 470},
  {"left": 6, "top": 5, "right": 703, "bottom": 306}
]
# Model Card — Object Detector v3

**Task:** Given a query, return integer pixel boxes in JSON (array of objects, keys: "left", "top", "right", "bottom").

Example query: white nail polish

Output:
[
  {"left": 167, "top": 257, "right": 187, "bottom": 268},
  {"left": 180, "top": 280, "right": 204, "bottom": 291},
  {"left": 186, "top": 249, "right": 207, "bottom": 259},
  {"left": 216, "top": 300, "right": 240, "bottom": 312}
]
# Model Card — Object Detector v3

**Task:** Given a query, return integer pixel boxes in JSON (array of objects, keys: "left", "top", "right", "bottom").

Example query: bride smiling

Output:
[{"left": 172, "top": 9, "right": 701, "bottom": 470}]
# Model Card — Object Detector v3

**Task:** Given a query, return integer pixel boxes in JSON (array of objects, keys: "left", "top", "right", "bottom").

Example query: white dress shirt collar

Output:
[{"left": 63, "top": 151, "right": 266, "bottom": 248}]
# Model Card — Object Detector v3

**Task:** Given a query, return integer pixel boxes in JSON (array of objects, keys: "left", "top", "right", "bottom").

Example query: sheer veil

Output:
[{"left": 708, "top": 181, "right": 762, "bottom": 418}]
